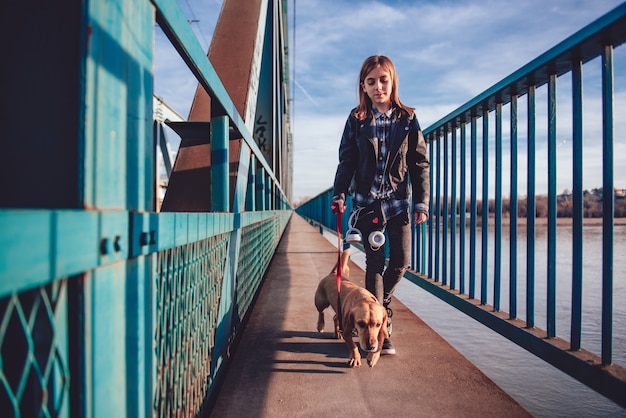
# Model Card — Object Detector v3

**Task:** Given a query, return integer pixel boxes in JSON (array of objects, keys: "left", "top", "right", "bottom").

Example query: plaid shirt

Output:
[{"left": 354, "top": 106, "right": 409, "bottom": 221}]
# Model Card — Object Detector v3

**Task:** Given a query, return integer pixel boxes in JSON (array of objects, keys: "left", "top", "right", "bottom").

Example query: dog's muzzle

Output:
[{"left": 363, "top": 342, "right": 378, "bottom": 352}]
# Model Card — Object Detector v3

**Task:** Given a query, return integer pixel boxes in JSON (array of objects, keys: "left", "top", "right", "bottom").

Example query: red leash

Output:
[{"left": 336, "top": 210, "right": 343, "bottom": 332}]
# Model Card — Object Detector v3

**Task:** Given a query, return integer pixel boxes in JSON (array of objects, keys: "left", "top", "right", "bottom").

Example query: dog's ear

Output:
[{"left": 343, "top": 309, "right": 354, "bottom": 335}]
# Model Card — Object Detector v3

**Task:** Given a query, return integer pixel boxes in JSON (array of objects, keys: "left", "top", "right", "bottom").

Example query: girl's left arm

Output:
[{"left": 408, "top": 115, "right": 430, "bottom": 216}]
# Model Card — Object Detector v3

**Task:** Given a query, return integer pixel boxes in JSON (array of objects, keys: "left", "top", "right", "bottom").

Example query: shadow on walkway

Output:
[{"left": 208, "top": 214, "right": 530, "bottom": 417}]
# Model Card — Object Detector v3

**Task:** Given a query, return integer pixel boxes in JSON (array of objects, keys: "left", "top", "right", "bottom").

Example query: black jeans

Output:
[{"left": 363, "top": 211, "right": 411, "bottom": 306}]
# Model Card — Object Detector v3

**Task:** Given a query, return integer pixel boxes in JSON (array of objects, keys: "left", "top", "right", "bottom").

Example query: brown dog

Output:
[{"left": 314, "top": 249, "right": 388, "bottom": 367}]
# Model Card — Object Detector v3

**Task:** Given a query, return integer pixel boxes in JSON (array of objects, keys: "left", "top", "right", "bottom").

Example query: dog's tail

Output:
[{"left": 331, "top": 247, "right": 351, "bottom": 277}]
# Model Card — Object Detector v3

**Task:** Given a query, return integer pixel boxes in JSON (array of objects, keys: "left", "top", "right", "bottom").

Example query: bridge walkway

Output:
[{"left": 208, "top": 214, "right": 530, "bottom": 417}]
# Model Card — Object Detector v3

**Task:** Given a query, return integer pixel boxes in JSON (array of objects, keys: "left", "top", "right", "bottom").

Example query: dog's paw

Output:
[
  {"left": 348, "top": 355, "right": 362, "bottom": 368},
  {"left": 317, "top": 313, "right": 325, "bottom": 332},
  {"left": 367, "top": 352, "right": 381, "bottom": 368}
]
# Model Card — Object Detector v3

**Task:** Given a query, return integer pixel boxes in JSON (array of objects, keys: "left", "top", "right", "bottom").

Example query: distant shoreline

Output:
[{"left": 462, "top": 217, "right": 626, "bottom": 226}]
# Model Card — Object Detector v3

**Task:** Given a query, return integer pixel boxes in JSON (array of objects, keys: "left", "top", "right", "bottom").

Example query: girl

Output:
[{"left": 331, "top": 55, "right": 430, "bottom": 355}]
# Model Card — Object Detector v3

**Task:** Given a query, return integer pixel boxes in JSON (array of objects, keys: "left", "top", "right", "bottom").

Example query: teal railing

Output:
[
  {"left": 297, "top": 3, "right": 626, "bottom": 408},
  {"left": 1, "top": 0, "right": 291, "bottom": 417}
]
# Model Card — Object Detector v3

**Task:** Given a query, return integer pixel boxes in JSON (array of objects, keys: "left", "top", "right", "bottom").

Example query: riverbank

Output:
[{"left": 463, "top": 217, "right": 626, "bottom": 226}]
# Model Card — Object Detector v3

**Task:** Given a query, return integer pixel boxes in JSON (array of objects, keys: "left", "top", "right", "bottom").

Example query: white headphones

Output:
[
  {"left": 368, "top": 230, "right": 386, "bottom": 250},
  {"left": 346, "top": 208, "right": 386, "bottom": 251}
]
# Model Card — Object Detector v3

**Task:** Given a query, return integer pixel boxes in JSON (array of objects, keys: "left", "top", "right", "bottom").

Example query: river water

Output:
[{"left": 326, "top": 224, "right": 626, "bottom": 417}]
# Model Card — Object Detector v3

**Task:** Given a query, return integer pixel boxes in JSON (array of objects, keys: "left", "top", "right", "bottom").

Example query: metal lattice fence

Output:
[
  {"left": 235, "top": 218, "right": 280, "bottom": 323},
  {"left": 0, "top": 280, "right": 70, "bottom": 418},
  {"left": 154, "top": 233, "right": 229, "bottom": 417}
]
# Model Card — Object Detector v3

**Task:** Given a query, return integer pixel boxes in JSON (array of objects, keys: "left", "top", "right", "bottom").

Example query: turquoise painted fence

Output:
[
  {"left": 1, "top": 0, "right": 291, "bottom": 417},
  {"left": 297, "top": 3, "right": 626, "bottom": 408}
]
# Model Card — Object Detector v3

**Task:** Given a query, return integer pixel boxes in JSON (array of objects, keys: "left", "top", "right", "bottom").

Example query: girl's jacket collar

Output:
[{"left": 354, "top": 109, "right": 415, "bottom": 158}]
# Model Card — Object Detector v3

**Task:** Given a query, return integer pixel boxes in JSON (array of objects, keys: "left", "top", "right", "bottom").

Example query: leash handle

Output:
[{"left": 336, "top": 211, "right": 343, "bottom": 332}]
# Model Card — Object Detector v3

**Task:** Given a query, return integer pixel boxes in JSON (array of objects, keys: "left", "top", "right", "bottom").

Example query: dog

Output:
[{"left": 314, "top": 248, "right": 388, "bottom": 368}]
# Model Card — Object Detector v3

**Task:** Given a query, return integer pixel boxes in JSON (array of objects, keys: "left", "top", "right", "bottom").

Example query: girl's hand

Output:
[
  {"left": 331, "top": 199, "right": 346, "bottom": 214},
  {"left": 414, "top": 212, "right": 427, "bottom": 225}
]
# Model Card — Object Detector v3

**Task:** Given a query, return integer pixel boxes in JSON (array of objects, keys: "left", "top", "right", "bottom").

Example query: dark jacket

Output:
[{"left": 332, "top": 107, "right": 430, "bottom": 214}]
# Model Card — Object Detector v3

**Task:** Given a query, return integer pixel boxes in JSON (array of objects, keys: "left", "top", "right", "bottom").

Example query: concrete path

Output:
[{"left": 208, "top": 214, "right": 530, "bottom": 417}]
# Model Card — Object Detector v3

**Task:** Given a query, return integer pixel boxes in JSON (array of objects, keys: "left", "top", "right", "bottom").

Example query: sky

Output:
[{"left": 154, "top": 0, "right": 626, "bottom": 203}]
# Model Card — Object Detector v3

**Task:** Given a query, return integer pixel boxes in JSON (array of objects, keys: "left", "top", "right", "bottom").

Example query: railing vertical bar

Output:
[
  {"left": 211, "top": 115, "right": 230, "bottom": 212},
  {"left": 527, "top": 85, "right": 536, "bottom": 328},
  {"left": 510, "top": 95, "right": 519, "bottom": 319},
  {"left": 422, "top": 218, "right": 427, "bottom": 275},
  {"left": 443, "top": 128, "right": 449, "bottom": 286},
  {"left": 481, "top": 110, "right": 489, "bottom": 305},
  {"left": 469, "top": 117, "right": 478, "bottom": 299},
  {"left": 156, "top": 122, "right": 173, "bottom": 177},
  {"left": 412, "top": 184, "right": 423, "bottom": 273},
  {"left": 571, "top": 57, "right": 584, "bottom": 350},
  {"left": 459, "top": 123, "right": 467, "bottom": 295},
  {"left": 547, "top": 73, "right": 557, "bottom": 338},
  {"left": 428, "top": 135, "right": 434, "bottom": 279},
  {"left": 257, "top": 168, "right": 266, "bottom": 211},
  {"left": 435, "top": 132, "right": 442, "bottom": 282},
  {"left": 411, "top": 197, "right": 417, "bottom": 270},
  {"left": 411, "top": 166, "right": 416, "bottom": 269},
  {"left": 450, "top": 126, "right": 457, "bottom": 290},
  {"left": 601, "top": 44, "right": 614, "bottom": 365},
  {"left": 247, "top": 154, "right": 257, "bottom": 211},
  {"left": 494, "top": 103, "right": 503, "bottom": 311},
  {"left": 267, "top": 181, "right": 273, "bottom": 210},
  {"left": 416, "top": 184, "right": 422, "bottom": 272}
]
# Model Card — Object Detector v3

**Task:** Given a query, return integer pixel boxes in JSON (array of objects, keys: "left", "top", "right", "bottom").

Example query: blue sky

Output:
[{"left": 155, "top": 0, "right": 626, "bottom": 202}]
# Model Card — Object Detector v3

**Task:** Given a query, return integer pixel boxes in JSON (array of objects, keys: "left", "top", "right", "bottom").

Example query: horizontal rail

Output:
[{"left": 0, "top": 209, "right": 283, "bottom": 299}]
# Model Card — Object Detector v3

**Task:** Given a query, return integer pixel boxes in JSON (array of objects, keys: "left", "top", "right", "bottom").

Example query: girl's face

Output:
[{"left": 362, "top": 65, "right": 393, "bottom": 112}]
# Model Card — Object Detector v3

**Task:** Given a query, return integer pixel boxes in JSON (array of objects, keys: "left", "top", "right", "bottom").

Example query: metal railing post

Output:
[{"left": 212, "top": 116, "right": 230, "bottom": 212}]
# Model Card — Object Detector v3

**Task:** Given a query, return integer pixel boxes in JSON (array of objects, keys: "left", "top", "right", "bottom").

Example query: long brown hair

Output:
[{"left": 354, "top": 55, "right": 414, "bottom": 120}]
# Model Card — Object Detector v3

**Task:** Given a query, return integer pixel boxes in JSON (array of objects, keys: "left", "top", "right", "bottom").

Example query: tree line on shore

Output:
[
  {"left": 294, "top": 188, "right": 626, "bottom": 217},
  {"left": 466, "top": 188, "right": 626, "bottom": 218}
]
